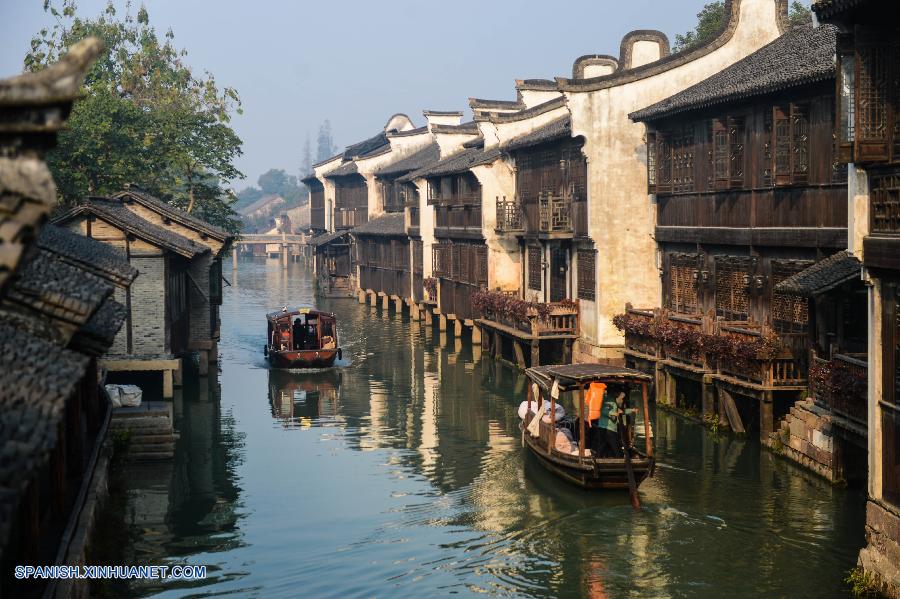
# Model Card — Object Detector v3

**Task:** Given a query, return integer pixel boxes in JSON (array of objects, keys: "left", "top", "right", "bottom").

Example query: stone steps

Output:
[{"left": 111, "top": 402, "right": 176, "bottom": 461}]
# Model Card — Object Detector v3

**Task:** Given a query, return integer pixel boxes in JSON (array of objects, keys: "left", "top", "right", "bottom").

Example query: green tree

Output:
[
  {"left": 316, "top": 120, "right": 337, "bottom": 161},
  {"left": 673, "top": 1, "right": 813, "bottom": 53},
  {"left": 26, "top": 0, "right": 244, "bottom": 233}
]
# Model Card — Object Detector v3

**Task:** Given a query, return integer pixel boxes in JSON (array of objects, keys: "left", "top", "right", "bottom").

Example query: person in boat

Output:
[
  {"left": 293, "top": 317, "right": 306, "bottom": 350},
  {"left": 593, "top": 385, "right": 638, "bottom": 458}
]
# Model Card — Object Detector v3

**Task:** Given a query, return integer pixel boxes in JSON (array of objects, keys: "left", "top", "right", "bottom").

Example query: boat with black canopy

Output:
[
  {"left": 264, "top": 307, "right": 342, "bottom": 368},
  {"left": 521, "top": 363, "right": 655, "bottom": 503}
]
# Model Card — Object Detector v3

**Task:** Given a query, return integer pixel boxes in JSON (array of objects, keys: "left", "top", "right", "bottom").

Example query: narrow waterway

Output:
[{"left": 99, "top": 259, "right": 867, "bottom": 598}]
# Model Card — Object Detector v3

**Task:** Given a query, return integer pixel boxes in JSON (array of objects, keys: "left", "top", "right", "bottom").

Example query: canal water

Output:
[{"left": 98, "top": 259, "right": 867, "bottom": 598}]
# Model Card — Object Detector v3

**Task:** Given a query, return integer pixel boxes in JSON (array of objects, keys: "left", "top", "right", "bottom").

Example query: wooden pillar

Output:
[
  {"left": 514, "top": 341, "right": 526, "bottom": 368},
  {"left": 198, "top": 349, "right": 209, "bottom": 376},
  {"left": 394, "top": 297, "right": 402, "bottom": 313},
  {"left": 173, "top": 357, "right": 184, "bottom": 387},
  {"left": 760, "top": 392, "right": 774, "bottom": 440},
  {"left": 163, "top": 368, "right": 174, "bottom": 399},
  {"left": 232, "top": 247, "right": 238, "bottom": 269},
  {"left": 425, "top": 307, "right": 433, "bottom": 325},
  {"left": 493, "top": 332, "right": 502, "bottom": 359},
  {"left": 454, "top": 319, "right": 462, "bottom": 337},
  {"left": 369, "top": 291, "right": 377, "bottom": 306},
  {"left": 654, "top": 362, "right": 666, "bottom": 405},
  {"left": 642, "top": 382, "right": 653, "bottom": 457},
  {"left": 381, "top": 294, "right": 389, "bottom": 310},
  {"left": 282, "top": 244, "right": 288, "bottom": 269},
  {"left": 530, "top": 342, "right": 540, "bottom": 367},
  {"left": 701, "top": 374, "right": 715, "bottom": 419},
  {"left": 439, "top": 314, "right": 447, "bottom": 331},
  {"left": 472, "top": 325, "right": 482, "bottom": 345},
  {"left": 358, "top": 289, "right": 366, "bottom": 304}
]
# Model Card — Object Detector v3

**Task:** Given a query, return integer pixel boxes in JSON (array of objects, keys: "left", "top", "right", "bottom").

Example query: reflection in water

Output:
[{"left": 100, "top": 259, "right": 866, "bottom": 598}]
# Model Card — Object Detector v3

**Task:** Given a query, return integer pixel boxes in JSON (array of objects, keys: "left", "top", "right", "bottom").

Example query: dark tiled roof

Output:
[
  {"left": 343, "top": 132, "right": 389, "bottom": 160},
  {"left": 55, "top": 199, "right": 209, "bottom": 259},
  {"left": 431, "top": 121, "right": 479, "bottom": 134},
  {"left": 462, "top": 137, "right": 485, "bottom": 149},
  {"left": 502, "top": 116, "right": 572, "bottom": 151},
  {"left": 5, "top": 249, "right": 113, "bottom": 329},
  {"left": 775, "top": 251, "right": 861, "bottom": 296},
  {"left": 300, "top": 173, "right": 319, "bottom": 186},
  {"left": 0, "top": 321, "right": 89, "bottom": 552},
  {"left": 400, "top": 146, "right": 502, "bottom": 181},
  {"left": 350, "top": 213, "right": 405, "bottom": 237},
  {"left": 812, "top": 0, "right": 866, "bottom": 19},
  {"left": 423, "top": 110, "right": 464, "bottom": 117},
  {"left": 114, "top": 187, "right": 231, "bottom": 241},
  {"left": 389, "top": 125, "right": 429, "bottom": 138},
  {"left": 374, "top": 143, "right": 441, "bottom": 178},
  {"left": 516, "top": 79, "right": 558, "bottom": 90},
  {"left": 75, "top": 296, "right": 128, "bottom": 351},
  {"left": 310, "top": 230, "right": 350, "bottom": 247},
  {"left": 37, "top": 225, "right": 136, "bottom": 285},
  {"left": 469, "top": 98, "right": 524, "bottom": 110},
  {"left": 324, "top": 161, "right": 359, "bottom": 178},
  {"left": 631, "top": 25, "right": 837, "bottom": 122}
]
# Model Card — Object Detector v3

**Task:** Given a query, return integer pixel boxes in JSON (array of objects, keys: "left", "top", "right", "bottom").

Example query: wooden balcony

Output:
[
  {"left": 620, "top": 307, "right": 807, "bottom": 390},
  {"left": 496, "top": 197, "right": 523, "bottom": 233},
  {"left": 810, "top": 351, "right": 868, "bottom": 425},
  {"left": 478, "top": 297, "right": 578, "bottom": 340},
  {"left": 335, "top": 208, "right": 367, "bottom": 230},
  {"left": 435, "top": 204, "right": 482, "bottom": 237}
]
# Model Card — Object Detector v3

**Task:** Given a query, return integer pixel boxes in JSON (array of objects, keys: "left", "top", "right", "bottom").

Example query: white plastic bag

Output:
[
  {"left": 105, "top": 384, "right": 122, "bottom": 409},
  {"left": 118, "top": 384, "right": 142, "bottom": 407}
]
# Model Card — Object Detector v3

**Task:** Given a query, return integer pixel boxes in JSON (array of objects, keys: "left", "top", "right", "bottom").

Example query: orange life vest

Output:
[{"left": 585, "top": 382, "right": 607, "bottom": 421}]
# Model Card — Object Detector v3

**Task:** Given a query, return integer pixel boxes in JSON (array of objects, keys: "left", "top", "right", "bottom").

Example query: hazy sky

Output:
[{"left": 0, "top": 0, "right": 811, "bottom": 190}]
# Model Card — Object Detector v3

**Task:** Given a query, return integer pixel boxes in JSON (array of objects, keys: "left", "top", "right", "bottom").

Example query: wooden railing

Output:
[
  {"left": 435, "top": 204, "right": 482, "bottom": 232},
  {"left": 481, "top": 298, "right": 578, "bottom": 338},
  {"left": 539, "top": 193, "right": 571, "bottom": 232},
  {"left": 810, "top": 352, "right": 868, "bottom": 424},
  {"left": 496, "top": 196, "right": 523, "bottom": 232},
  {"left": 621, "top": 307, "right": 808, "bottom": 388}
]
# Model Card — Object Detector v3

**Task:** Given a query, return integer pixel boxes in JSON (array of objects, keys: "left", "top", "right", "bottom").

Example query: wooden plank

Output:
[
  {"left": 719, "top": 389, "right": 745, "bottom": 434},
  {"left": 514, "top": 341, "right": 526, "bottom": 368}
]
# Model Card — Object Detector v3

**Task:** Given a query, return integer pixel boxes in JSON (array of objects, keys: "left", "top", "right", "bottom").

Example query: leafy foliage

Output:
[
  {"left": 423, "top": 277, "right": 437, "bottom": 300},
  {"left": 673, "top": 1, "right": 813, "bottom": 53},
  {"left": 473, "top": 290, "right": 577, "bottom": 322},
  {"left": 316, "top": 120, "right": 337, "bottom": 162},
  {"left": 612, "top": 312, "right": 781, "bottom": 366},
  {"left": 809, "top": 358, "right": 867, "bottom": 407},
  {"left": 26, "top": 0, "right": 244, "bottom": 233}
]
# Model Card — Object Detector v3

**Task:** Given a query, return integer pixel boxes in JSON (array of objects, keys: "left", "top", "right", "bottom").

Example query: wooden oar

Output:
[{"left": 618, "top": 421, "right": 641, "bottom": 511}]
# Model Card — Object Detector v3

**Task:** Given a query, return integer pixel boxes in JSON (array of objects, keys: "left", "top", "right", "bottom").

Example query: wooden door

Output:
[{"left": 550, "top": 246, "right": 568, "bottom": 303}]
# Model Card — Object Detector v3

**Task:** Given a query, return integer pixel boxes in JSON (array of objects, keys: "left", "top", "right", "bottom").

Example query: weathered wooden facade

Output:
[
  {"left": 111, "top": 186, "right": 233, "bottom": 374},
  {"left": 303, "top": 175, "right": 327, "bottom": 234},
  {"left": 627, "top": 24, "right": 847, "bottom": 438},
  {"left": 0, "top": 38, "right": 140, "bottom": 599},
  {"left": 55, "top": 197, "right": 211, "bottom": 397},
  {"left": 310, "top": 230, "right": 356, "bottom": 297},
  {"left": 815, "top": 0, "right": 900, "bottom": 593},
  {"left": 352, "top": 213, "right": 409, "bottom": 309}
]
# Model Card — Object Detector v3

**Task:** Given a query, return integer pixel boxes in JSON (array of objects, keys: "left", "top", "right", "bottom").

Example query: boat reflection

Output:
[{"left": 268, "top": 368, "right": 342, "bottom": 425}]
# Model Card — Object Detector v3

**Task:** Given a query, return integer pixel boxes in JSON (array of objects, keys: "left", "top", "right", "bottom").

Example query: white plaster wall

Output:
[
  {"left": 848, "top": 164, "right": 870, "bottom": 256},
  {"left": 416, "top": 179, "right": 434, "bottom": 278},
  {"left": 313, "top": 155, "right": 343, "bottom": 233},
  {"left": 492, "top": 104, "right": 569, "bottom": 147},
  {"left": 867, "top": 276, "right": 882, "bottom": 499},
  {"left": 583, "top": 64, "right": 615, "bottom": 78},
  {"left": 424, "top": 113, "right": 463, "bottom": 127},
  {"left": 630, "top": 40, "right": 663, "bottom": 68},
  {"left": 472, "top": 161, "right": 520, "bottom": 292},
  {"left": 434, "top": 132, "right": 479, "bottom": 157},
  {"left": 518, "top": 89, "right": 562, "bottom": 108},
  {"left": 565, "top": 0, "right": 783, "bottom": 351}
]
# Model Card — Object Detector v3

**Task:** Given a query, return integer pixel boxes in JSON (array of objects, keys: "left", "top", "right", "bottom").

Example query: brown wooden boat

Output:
[
  {"left": 265, "top": 307, "right": 342, "bottom": 368},
  {"left": 522, "top": 364, "right": 655, "bottom": 492}
]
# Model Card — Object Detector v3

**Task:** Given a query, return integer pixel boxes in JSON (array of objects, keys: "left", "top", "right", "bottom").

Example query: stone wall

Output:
[
  {"left": 770, "top": 399, "right": 838, "bottom": 481},
  {"left": 188, "top": 253, "right": 212, "bottom": 343},
  {"left": 860, "top": 500, "right": 900, "bottom": 597},
  {"left": 129, "top": 256, "right": 168, "bottom": 355}
]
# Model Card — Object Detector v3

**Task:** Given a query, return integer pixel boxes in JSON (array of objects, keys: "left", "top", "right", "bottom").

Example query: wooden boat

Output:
[
  {"left": 521, "top": 364, "right": 655, "bottom": 494},
  {"left": 264, "top": 307, "right": 342, "bottom": 368}
]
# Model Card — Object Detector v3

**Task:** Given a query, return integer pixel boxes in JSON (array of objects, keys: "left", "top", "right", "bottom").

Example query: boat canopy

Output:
[
  {"left": 265, "top": 307, "right": 334, "bottom": 323},
  {"left": 526, "top": 364, "right": 652, "bottom": 393}
]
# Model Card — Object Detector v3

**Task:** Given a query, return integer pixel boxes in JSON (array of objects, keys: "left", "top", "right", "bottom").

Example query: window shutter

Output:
[
  {"left": 476, "top": 245, "right": 488, "bottom": 286},
  {"left": 773, "top": 106, "right": 792, "bottom": 186},
  {"left": 855, "top": 31, "right": 891, "bottom": 162}
]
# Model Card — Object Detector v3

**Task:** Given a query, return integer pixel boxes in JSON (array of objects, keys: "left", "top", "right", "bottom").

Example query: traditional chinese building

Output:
[
  {"left": 814, "top": 0, "right": 900, "bottom": 593},
  {"left": 626, "top": 23, "right": 846, "bottom": 441},
  {"left": 0, "top": 38, "right": 140, "bottom": 598},
  {"left": 55, "top": 196, "right": 212, "bottom": 397}
]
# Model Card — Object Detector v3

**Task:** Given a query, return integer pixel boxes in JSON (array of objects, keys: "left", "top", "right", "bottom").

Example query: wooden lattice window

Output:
[
  {"left": 774, "top": 105, "right": 792, "bottom": 185},
  {"left": 857, "top": 43, "right": 889, "bottom": 149},
  {"left": 667, "top": 254, "right": 700, "bottom": 314},
  {"left": 792, "top": 104, "right": 810, "bottom": 184},
  {"left": 412, "top": 240, "right": 423, "bottom": 274},
  {"left": 729, "top": 117, "right": 745, "bottom": 188},
  {"left": 647, "top": 132, "right": 657, "bottom": 193},
  {"left": 475, "top": 245, "right": 488, "bottom": 286},
  {"left": 715, "top": 257, "right": 751, "bottom": 320},
  {"left": 656, "top": 134, "right": 672, "bottom": 193},
  {"left": 528, "top": 246, "right": 542, "bottom": 291},
  {"left": 871, "top": 171, "right": 900, "bottom": 234},
  {"left": 432, "top": 243, "right": 451, "bottom": 277},
  {"left": 771, "top": 260, "right": 813, "bottom": 333},
  {"left": 577, "top": 248, "right": 596, "bottom": 301},
  {"left": 672, "top": 128, "right": 695, "bottom": 193},
  {"left": 762, "top": 109, "right": 774, "bottom": 187},
  {"left": 451, "top": 243, "right": 461, "bottom": 279},
  {"left": 713, "top": 118, "right": 729, "bottom": 189}
]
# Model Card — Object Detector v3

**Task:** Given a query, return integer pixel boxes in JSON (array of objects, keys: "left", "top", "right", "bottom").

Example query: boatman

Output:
[{"left": 594, "top": 386, "right": 637, "bottom": 458}]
